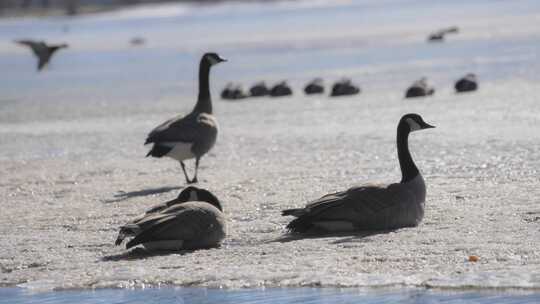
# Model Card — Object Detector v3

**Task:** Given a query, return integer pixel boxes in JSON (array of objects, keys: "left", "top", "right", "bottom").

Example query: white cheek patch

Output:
[
  {"left": 406, "top": 118, "right": 421, "bottom": 131},
  {"left": 188, "top": 190, "right": 198, "bottom": 202},
  {"left": 208, "top": 56, "right": 219, "bottom": 65}
]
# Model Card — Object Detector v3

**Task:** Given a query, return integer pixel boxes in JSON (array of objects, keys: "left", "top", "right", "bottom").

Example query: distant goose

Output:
[
  {"left": 221, "top": 83, "right": 234, "bottom": 99},
  {"left": 130, "top": 37, "right": 146, "bottom": 46},
  {"left": 282, "top": 113, "right": 434, "bottom": 233},
  {"left": 427, "top": 26, "right": 459, "bottom": 42},
  {"left": 221, "top": 83, "right": 247, "bottom": 100},
  {"left": 304, "top": 78, "right": 325, "bottom": 95},
  {"left": 270, "top": 81, "right": 293, "bottom": 97},
  {"left": 455, "top": 73, "right": 478, "bottom": 93},
  {"left": 405, "top": 77, "right": 435, "bottom": 98},
  {"left": 15, "top": 40, "right": 68, "bottom": 71},
  {"left": 330, "top": 78, "right": 360, "bottom": 97},
  {"left": 249, "top": 82, "right": 270, "bottom": 97},
  {"left": 115, "top": 186, "right": 225, "bottom": 251},
  {"left": 145, "top": 53, "right": 226, "bottom": 184}
]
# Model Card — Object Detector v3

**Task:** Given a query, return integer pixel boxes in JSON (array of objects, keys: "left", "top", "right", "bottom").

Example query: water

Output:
[{"left": 1, "top": 287, "right": 539, "bottom": 304}]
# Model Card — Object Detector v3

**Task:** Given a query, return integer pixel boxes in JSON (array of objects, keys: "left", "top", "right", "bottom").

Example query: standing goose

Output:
[
  {"left": 116, "top": 186, "right": 225, "bottom": 251},
  {"left": 15, "top": 40, "right": 68, "bottom": 71},
  {"left": 145, "top": 53, "right": 226, "bottom": 184},
  {"left": 282, "top": 114, "right": 434, "bottom": 233}
]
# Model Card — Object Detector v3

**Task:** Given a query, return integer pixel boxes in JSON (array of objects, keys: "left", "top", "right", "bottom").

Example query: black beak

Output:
[
  {"left": 422, "top": 122, "right": 435, "bottom": 129},
  {"left": 218, "top": 56, "right": 227, "bottom": 63}
]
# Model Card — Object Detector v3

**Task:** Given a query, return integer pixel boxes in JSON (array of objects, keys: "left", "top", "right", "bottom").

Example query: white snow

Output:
[{"left": 1, "top": 0, "right": 540, "bottom": 291}]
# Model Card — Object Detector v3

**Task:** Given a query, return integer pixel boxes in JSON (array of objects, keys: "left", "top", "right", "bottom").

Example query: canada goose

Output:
[
  {"left": 304, "top": 78, "right": 325, "bottom": 95},
  {"left": 115, "top": 186, "right": 221, "bottom": 246},
  {"left": 455, "top": 73, "right": 478, "bottom": 93},
  {"left": 330, "top": 78, "right": 360, "bottom": 97},
  {"left": 405, "top": 77, "right": 435, "bottom": 98},
  {"left": 221, "top": 83, "right": 234, "bottom": 99},
  {"left": 270, "top": 81, "right": 293, "bottom": 97},
  {"left": 145, "top": 53, "right": 226, "bottom": 184},
  {"left": 282, "top": 113, "right": 434, "bottom": 233},
  {"left": 221, "top": 83, "right": 247, "bottom": 100},
  {"left": 249, "top": 82, "right": 269, "bottom": 97},
  {"left": 116, "top": 187, "right": 225, "bottom": 251},
  {"left": 15, "top": 39, "right": 68, "bottom": 71}
]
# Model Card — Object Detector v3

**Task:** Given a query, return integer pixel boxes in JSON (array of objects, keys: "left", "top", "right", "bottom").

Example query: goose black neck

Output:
[
  {"left": 194, "top": 58, "right": 212, "bottom": 114},
  {"left": 397, "top": 122, "right": 419, "bottom": 183}
]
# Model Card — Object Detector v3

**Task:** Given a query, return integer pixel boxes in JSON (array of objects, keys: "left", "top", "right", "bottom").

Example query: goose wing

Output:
[
  {"left": 115, "top": 201, "right": 189, "bottom": 244},
  {"left": 145, "top": 112, "right": 217, "bottom": 146},
  {"left": 125, "top": 203, "right": 221, "bottom": 249},
  {"left": 15, "top": 40, "right": 43, "bottom": 54},
  {"left": 286, "top": 183, "right": 414, "bottom": 232}
]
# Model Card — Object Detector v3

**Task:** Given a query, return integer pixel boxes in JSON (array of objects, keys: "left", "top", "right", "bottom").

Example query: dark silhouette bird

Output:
[
  {"left": 15, "top": 39, "right": 68, "bottom": 71},
  {"left": 455, "top": 73, "right": 478, "bottom": 93},
  {"left": 330, "top": 78, "right": 360, "bottom": 97},
  {"left": 282, "top": 114, "right": 435, "bottom": 233},
  {"left": 145, "top": 53, "right": 226, "bottom": 184},
  {"left": 427, "top": 26, "right": 459, "bottom": 42},
  {"left": 116, "top": 186, "right": 225, "bottom": 251},
  {"left": 249, "top": 82, "right": 270, "bottom": 97},
  {"left": 405, "top": 78, "right": 435, "bottom": 98},
  {"left": 304, "top": 78, "right": 325, "bottom": 95},
  {"left": 221, "top": 83, "right": 247, "bottom": 100},
  {"left": 270, "top": 81, "right": 293, "bottom": 97},
  {"left": 130, "top": 37, "right": 146, "bottom": 46}
]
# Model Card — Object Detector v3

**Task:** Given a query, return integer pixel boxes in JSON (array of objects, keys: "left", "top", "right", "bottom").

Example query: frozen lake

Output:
[{"left": 1, "top": 0, "right": 540, "bottom": 294}]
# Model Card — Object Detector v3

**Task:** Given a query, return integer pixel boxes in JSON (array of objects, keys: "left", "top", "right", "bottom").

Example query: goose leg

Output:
[
  {"left": 190, "top": 157, "right": 200, "bottom": 184},
  {"left": 180, "top": 161, "right": 192, "bottom": 184}
]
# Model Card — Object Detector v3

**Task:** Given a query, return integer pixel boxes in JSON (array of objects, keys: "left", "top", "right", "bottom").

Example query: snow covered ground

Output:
[{"left": 1, "top": 0, "right": 540, "bottom": 291}]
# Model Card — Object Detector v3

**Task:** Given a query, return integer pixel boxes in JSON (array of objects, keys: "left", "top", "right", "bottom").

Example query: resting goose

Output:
[
  {"left": 145, "top": 53, "right": 226, "bottom": 184},
  {"left": 221, "top": 83, "right": 247, "bottom": 100},
  {"left": 115, "top": 186, "right": 225, "bottom": 251},
  {"left": 282, "top": 113, "right": 434, "bottom": 233},
  {"left": 15, "top": 40, "right": 68, "bottom": 71},
  {"left": 405, "top": 77, "right": 435, "bottom": 98},
  {"left": 330, "top": 78, "right": 360, "bottom": 97},
  {"left": 304, "top": 78, "right": 325, "bottom": 95},
  {"left": 249, "top": 82, "right": 270, "bottom": 97},
  {"left": 455, "top": 73, "right": 478, "bottom": 93},
  {"left": 270, "top": 81, "right": 293, "bottom": 97}
]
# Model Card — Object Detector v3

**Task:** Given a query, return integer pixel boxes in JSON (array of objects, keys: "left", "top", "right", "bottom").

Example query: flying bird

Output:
[{"left": 15, "top": 39, "right": 68, "bottom": 71}]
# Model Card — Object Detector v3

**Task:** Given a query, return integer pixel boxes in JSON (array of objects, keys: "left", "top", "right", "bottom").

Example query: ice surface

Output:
[{"left": 1, "top": 0, "right": 540, "bottom": 291}]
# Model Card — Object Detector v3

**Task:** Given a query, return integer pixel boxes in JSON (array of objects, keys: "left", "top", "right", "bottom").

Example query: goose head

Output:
[
  {"left": 203, "top": 52, "right": 227, "bottom": 66},
  {"left": 401, "top": 113, "right": 435, "bottom": 132},
  {"left": 177, "top": 186, "right": 223, "bottom": 211}
]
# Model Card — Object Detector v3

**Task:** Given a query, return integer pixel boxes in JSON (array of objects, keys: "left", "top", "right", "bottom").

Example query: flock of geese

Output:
[
  {"left": 13, "top": 38, "right": 477, "bottom": 252},
  {"left": 112, "top": 52, "right": 445, "bottom": 252},
  {"left": 222, "top": 73, "right": 477, "bottom": 100}
]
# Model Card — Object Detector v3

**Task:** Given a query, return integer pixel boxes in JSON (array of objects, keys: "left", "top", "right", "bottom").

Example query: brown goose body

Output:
[
  {"left": 282, "top": 114, "right": 434, "bottom": 233},
  {"left": 115, "top": 187, "right": 225, "bottom": 251},
  {"left": 125, "top": 201, "right": 226, "bottom": 251}
]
